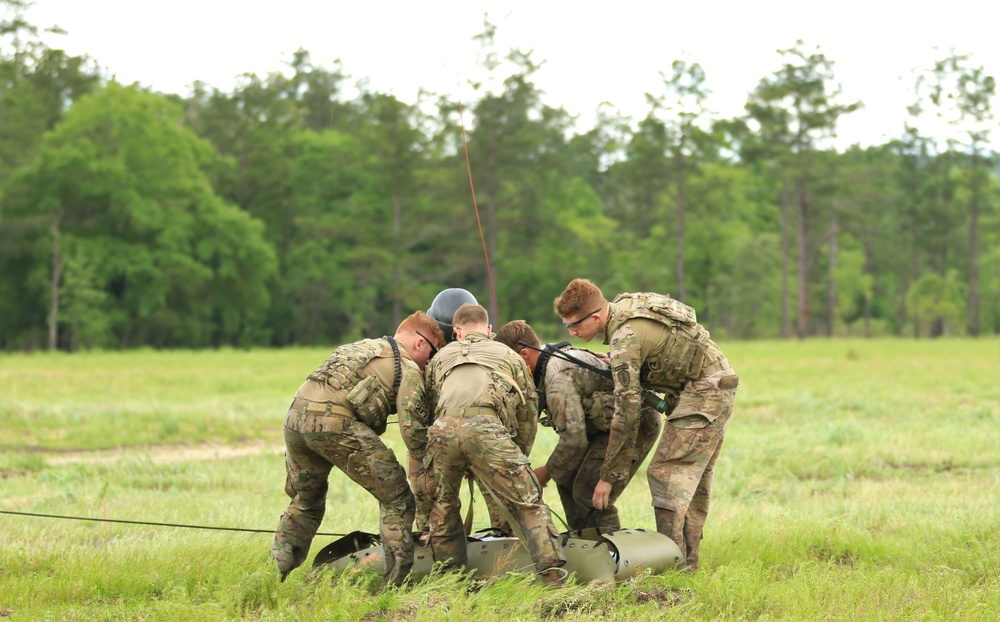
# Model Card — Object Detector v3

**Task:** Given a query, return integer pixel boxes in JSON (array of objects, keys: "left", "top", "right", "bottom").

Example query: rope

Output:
[
  {"left": 457, "top": 98, "right": 500, "bottom": 326},
  {"left": 0, "top": 509, "right": 347, "bottom": 537}
]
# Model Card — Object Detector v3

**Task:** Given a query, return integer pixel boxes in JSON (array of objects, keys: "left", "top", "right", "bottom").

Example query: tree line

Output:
[{"left": 1, "top": 4, "right": 997, "bottom": 351}]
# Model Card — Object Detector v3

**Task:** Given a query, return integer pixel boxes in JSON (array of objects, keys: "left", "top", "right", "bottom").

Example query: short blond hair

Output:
[
  {"left": 398, "top": 311, "right": 446, "bottom": 349},
  {"left": 494, "top": 320, "right": 539, "bottom": 352},
  {"left": 554, "top": 278, "right": 605, "bottom": 317},
  {"left": 452, "top": 303, "right": 488, "bottom": 329}
]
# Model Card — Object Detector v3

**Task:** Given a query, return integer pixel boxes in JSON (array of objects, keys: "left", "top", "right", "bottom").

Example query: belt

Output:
[
  {"left": 291, "top": 397, "right": 353, "bottom": 418},
  {"left": 439, "top": 406, "right": 498, "bottom": 419}
]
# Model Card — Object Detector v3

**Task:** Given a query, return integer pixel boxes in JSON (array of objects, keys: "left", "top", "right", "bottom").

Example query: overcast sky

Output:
[{"left": 25, "top": 0, "right": 1000, "bottom": 149}]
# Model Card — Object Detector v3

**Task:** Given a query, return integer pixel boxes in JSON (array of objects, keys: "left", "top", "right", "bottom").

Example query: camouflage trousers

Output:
[
  {"left": 555, "top": 407, "right": 661, "bottom": 531},
  {"left": 413, "top": 466, "right": 511, "bottom": 536},
  {"left": 426, "top": 413, "right": 566, "bottom": 573},
  {"left": 648, "top": 370, "right": 738, "bottom": 570},
  {"left": 271, "top": 405, "right": 415, "bottom": 586}
]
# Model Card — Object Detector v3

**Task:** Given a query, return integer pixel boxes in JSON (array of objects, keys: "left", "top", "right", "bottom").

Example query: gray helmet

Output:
[{"left": 428, "top": 288, "right": 478, "bottom": 341}]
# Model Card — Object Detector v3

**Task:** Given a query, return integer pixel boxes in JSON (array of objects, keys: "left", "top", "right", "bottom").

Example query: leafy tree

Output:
[
  {"left": 1, "top": 83, "right": 276, "bottom": 349},
  {"left": 912, "top": 51, "right": 995, "bottom": 335},
  {"left": 645, "top": 59, "right": 716, "bottom": 302},
  {"left": 905, "top": 271, "right": 965, "bottom": 337},
  {"left": 836, "top": 145, "right": 905, "bottom": 336},
  {"left": 0, "top": 0, "right": 98, "bottom": 184},
  {"left": 744, "top": 41, "right": 861, "bottom": 338}
]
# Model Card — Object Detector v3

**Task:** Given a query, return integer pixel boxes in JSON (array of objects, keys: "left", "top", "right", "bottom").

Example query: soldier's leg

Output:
[
  {"left": 682, "top": 430, "right": 725, "bottom": 571},
  {"left": 306, "top": 417, "right": 415, "bottom": 587},
  {"left": 426, "top": 418, "right": 470, "bottom": 571},
  {"left": 648, "top": 378, "right": 734, "bottom": 569},
  {"left": 571, "top": 435, "right": 620, "bottom": 531},
  {"left": 467, "top": 419, "right": 565, "bottom": 573},
  {"left": 272, "top": 423, "right": 333, "bottom": 578},
  {"left": 647, "top": 416, "right": 717, "bottom": 564},
  {"left": 555, "top": 479, "right": 586, "bottom": 531}
]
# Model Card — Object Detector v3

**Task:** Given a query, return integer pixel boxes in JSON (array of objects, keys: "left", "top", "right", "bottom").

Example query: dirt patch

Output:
[{"left": 40, "top": 440, "right": 284, "bottom": 466}]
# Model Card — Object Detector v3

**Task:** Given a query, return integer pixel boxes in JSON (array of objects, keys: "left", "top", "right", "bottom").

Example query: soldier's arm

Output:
[
  {"left": 397, "top": 365, "right": 431, "bottom": 464},
  {"left": 510, "top": 356, "right": 538, "bottom": 457},
  {"left": 403, "top": 364, "right": 437, "bottom": 532},
  {"left": 543, "top": 366, "right": 590, "bottom": 487},
  {"left": 602, "top": 320, "right": 644, "bottom": 483}
]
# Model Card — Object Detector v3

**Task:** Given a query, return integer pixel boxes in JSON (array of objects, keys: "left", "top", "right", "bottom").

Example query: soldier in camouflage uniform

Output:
[
  {"left": 271, "top": 311, "right": 445, "bottom": 587},
  {"left": 421, "top": 304, "right": 567, "bottom": 586},
  {"left": 554, "top": 279, "right": 739, "bottom": 571},
  {"left": 419, "top": 288, "right": 509, "bottom": 535},
  {"left": 494, "top": 320, "right": 661, "bottom": 531}
]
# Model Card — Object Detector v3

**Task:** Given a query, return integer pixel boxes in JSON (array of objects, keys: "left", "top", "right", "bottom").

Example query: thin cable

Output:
[
  {"left": 457, "top": 98, "right": 500, "bottom": 326},
  {"left": 0, "top": 509, "right": 346, "bottom": 537}
]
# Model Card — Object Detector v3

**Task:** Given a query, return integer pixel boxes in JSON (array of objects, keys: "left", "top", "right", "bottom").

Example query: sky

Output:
[{"left": 23, "top": 0, "right": 1000, "bottom": 149}]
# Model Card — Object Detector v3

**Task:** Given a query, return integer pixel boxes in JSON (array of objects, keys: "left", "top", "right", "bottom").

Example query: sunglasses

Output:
[
  {"left": 562, "top": 308, "right": 601, "bottom": 329},
  {"left": 415, "top": 331, "right": 438, "bottom": 358}
]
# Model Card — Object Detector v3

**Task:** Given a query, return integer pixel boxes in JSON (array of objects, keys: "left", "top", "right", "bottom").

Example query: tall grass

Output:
[{"left": 1, "top": 338, "right": 998, "bottom": 620}]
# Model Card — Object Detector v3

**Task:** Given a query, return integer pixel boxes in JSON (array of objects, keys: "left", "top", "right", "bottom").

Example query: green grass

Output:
[{"left": 1, "top": 338, "right": 998, "bottom": 620}]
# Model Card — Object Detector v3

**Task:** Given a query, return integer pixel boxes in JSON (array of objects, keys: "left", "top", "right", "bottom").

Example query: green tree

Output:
[
  {"left": 914, "top": 51, "right": 996, "bottom": 335},
  {"left": 0, "top": 0, "right": 98, "bottom": 184},
  {"left": 745, "top": 41, "right": 861, "bottom": 338},
  {"left": 1, "top": 83, "right": 276, "bottom": 349},
  {"left": 836, "top": 145, "right": 905, "bottom": 336},
  {"left": 645, "top": 59, "right": 716, "bottom": 302}
]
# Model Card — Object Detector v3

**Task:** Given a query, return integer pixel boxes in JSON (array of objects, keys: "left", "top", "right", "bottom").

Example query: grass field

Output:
[{"left": 1, "top": 339, "right": 998, "bottom": 621}]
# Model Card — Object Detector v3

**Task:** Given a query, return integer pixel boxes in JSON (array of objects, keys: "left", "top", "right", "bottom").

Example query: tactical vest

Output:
[
  {"left": 607, "top": 292, "right": 725, "bottom": 386},
  {"left": 433, "top": 338, "right": 524, "bottom": 432},
  {"left": 307, "top": 337, "right": 401, "bottom": 433},
  {"left": 533, "top": 343, "right": 612, "bottom": 429}
]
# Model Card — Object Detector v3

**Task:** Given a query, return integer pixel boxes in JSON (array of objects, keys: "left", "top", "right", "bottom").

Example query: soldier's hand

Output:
[
  {"left": 592, "top": 479, "right": 613, "bottom": 511},
  {"left": 534, "top": 465, "right": 551, "bottom": 487}
]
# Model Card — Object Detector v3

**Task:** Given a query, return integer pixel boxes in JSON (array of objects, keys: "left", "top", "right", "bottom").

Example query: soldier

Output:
[
  {"left": 553, "top": 279, "right": 739, "bottom": 571},
  {"left": 494, "top": 320, "right": 661, "bottom": 531},
  {"left": 419, "top": 287, "right": 509, "bottom": 534},
  {"left": 422, "top": 304, "right": 567, "bottom": 586},
  {"left": 271, "top": 311, "right": 445, "bottom": 587}
]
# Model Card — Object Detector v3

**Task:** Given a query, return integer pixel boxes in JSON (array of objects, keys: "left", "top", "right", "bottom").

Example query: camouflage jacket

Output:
[
  {"left": 297, "top": 337, "right": 430, "bottom": 452},
  {"left": 601, "top": 292, "right": 728, "bottom": 483},
  {"left": 538, "top": 348, "right": 617, "bottom": 486},
  {"left": 424, "top": 331, "right": 539, "bottom": 456}
]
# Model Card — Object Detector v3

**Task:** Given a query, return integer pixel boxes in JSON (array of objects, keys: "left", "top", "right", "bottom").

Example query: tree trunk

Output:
[
  {"left": 780, "top": 185, "right": 791, "bottom": 339},
  {"left": 675, "top": 161, "right": 686, "bottom": 302},
  {"left": 796, "top": 179, "right": 809, "bottom": 339},
  {"left": 967, "top": 151, "right": 980, "bottom": 336},
  {"left": 827, "top": 210, "right": 837, "bottom": 337},
  {"left": 47, "top": 214, "right": 65, "bottom": 351}
]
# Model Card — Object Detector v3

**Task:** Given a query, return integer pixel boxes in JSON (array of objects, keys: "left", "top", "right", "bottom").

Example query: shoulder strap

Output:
[{"left": 386, "top": 336, "right": 402, "bottom": 395}]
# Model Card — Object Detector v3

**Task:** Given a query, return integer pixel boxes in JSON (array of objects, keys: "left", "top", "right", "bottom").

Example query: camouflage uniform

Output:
[
  {"left": 537, "top": 346, "right": 661, "bottom": 531},
  {"left": 423, "top": 332, "right": 566, "bottom": 574},
  {"left": 271, "top": 337, "right": 430, "bottom": 586},
  {"left": 603, "top": 293, "right": 738, "bottom": 570}
]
